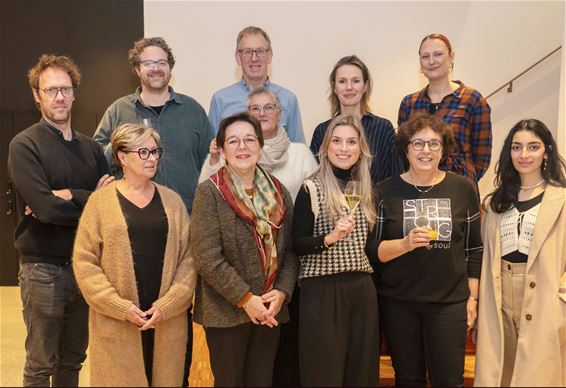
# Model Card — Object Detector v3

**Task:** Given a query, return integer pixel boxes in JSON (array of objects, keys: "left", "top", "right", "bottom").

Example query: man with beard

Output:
[
  {"left": 93, "top": 37, "right": 211, "bottom": 386},
  {"left": 208, "top": 26, "right": 305, "bottom": 143},
  {"left": 8, "top": 54, "right": 113, "bottom": 386}
]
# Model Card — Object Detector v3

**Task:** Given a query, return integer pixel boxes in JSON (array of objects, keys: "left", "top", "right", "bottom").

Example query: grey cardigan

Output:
[{"left": 190, "top": 179, "right": 297, "bottom": 328}]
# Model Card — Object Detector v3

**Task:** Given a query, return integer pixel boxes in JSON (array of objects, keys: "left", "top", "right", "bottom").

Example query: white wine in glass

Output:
[{"left": 343, "top": 181, "right": 361, "bottom": 241}]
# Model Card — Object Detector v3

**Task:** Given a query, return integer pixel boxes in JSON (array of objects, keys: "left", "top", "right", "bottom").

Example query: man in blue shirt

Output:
[{"left": 208, "top": 26, "right": 306, "bottom": 143}]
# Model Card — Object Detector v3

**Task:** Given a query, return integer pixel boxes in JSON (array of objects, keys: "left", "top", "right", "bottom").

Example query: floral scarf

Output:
[{"left": 210, "top": 165, "right": 285, "bottom": 293}]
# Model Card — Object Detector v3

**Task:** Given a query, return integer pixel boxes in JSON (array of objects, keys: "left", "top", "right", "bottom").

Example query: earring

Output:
[
  {"left": 420, "top": 69, "right": 424, "bottom": 73},
  {"left": 543, "top": 158, "right": 548, "bottom": 171}
]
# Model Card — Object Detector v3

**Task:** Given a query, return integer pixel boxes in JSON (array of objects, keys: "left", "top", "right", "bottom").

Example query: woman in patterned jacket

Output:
[{"left": 293, "top": 114, "right": 380, "bottom": 386}]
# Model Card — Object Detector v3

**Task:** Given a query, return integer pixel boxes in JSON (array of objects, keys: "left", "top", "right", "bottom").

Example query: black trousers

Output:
[
  {"left": 380, "top": 297, "right": 467, "bottom": 387},
  {"left": 273, "top": 285, "right": 301, "bottom": 387},
  {"left": 182, "top": 308, "right": 193, "bottom": 387},
  {"left": 205, "top": 322, "right": 281, "bottom": 387},
  {"left": 299, "top": 272, "right": 379, "bottom": 387}
]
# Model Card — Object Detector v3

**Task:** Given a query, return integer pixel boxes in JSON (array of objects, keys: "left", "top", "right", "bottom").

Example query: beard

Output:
[
  {"left": 142, "top": 70, "right": 171, "bottom": 91},
  {"left": 42, "top": 104, "right": 71, "bottom": 125}
]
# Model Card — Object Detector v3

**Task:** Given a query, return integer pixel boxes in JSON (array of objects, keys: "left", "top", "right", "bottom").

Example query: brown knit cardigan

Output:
[
  {"left": 191, "top": 179, "right": 298, "bottom": 328},
  {"left": 72, "top": 181, "right": 195, "bottom": 387}
]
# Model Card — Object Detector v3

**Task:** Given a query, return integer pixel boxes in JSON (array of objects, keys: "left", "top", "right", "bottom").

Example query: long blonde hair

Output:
[{"left": 310, "top": 115, "right": 376, "bottom": 228}]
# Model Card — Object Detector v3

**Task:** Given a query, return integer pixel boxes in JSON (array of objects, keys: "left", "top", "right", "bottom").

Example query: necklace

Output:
[
  {"left": 412, "top": 171, "right": 442, "bottom": 193},
  {"left": 414, "top": 184, "right": 435, "bottom": 193},
  {"left": 520, "top": 179, "right": 545, "bottom": 190}
]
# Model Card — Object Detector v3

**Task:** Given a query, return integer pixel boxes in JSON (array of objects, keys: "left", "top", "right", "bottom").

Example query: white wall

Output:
[{"left": 144, "top": 0, "right": 564, "bottom": 197}]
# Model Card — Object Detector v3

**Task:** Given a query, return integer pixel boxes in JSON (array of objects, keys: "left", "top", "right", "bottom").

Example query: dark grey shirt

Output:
[{"left": 94, "top": 86, "right": 213, "bottom": 212}]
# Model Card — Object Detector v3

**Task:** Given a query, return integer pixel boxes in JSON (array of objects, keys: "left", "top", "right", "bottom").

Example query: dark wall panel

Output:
[{"left": 0, "top": 0, "right": 144, "bottom": 285}]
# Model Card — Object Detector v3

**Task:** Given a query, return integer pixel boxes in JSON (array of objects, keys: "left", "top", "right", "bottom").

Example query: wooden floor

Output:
[{"left": 1, "top": 286, "right": 475, "bottom": 386}]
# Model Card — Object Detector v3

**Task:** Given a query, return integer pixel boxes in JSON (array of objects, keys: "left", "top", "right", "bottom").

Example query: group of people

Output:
[{"left": 7, "top": 25, "right": 566, "bottom": 388}]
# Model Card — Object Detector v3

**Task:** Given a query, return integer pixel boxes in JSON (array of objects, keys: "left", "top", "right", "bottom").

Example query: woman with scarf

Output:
[
  {"left": 199, "top": 87, "right": 317, "bottom": 201},
  {"left": 294, "top": 114, "right": 380, "bottom": 386},
  {"left": 190, "top": 112, "right": 297, "bottom": 387}
]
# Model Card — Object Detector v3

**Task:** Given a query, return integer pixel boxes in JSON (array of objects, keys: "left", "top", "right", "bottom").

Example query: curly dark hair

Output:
[
  {"left": 485, "top": 119, "right": 566, "bottom": 213},
  {"left": 395, "top": 113, "right": 455, "bottom": 166},
  {"left": 128, "top": 37, "right": 175, "bottom": 71}
]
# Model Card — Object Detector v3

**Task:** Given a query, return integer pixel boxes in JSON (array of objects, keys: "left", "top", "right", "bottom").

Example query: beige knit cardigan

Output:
[{"left": 72, "top": 181, "right": 195, "bottom": 387}]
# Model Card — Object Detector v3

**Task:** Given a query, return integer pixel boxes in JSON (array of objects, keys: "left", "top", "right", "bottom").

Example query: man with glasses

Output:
[
  {"left": 208, "top": 26, "right": 306, "bottom": 143},
  {"left": 93, "top": 36, "right": 212, "bottom": 387},
  {"left": 8, "top": 54, "right": 113, "bottom": 386}
]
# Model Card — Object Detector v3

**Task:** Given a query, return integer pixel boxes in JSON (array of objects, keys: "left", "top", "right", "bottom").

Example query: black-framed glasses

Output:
[
  {"left": 139, "top": 60, "right": 170, "bottom": 69},
  {"left": 409, "top": 139, "right": 442, "bottom": 151},
  {"left": 39, "top": 87, "right": 74, "bottom": 99},
  {"left": 238, "top": 48, "right": 270, "bottom": 58},
  {"left": 248, "top": 103, "right": 280, "bottom": 115},
  {"left": 124, "top": 147, "right": 163, "bottom": 160}
]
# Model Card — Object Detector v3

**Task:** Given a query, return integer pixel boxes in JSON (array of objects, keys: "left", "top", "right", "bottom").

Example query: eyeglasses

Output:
[
  {"left": 238, "top": 48, "right": 270, "bottom": 58},
  {"left": 225, "top": 135, "right": 259, "bottom": 149},
  {"left": 409, "top": 139, "right": 442, "bottom": 151},
  {"left": 139, "top": 60, "right": 170, "bottom": 69},
  {"left": 39, "top": 87, "right": 74, "bottom": 99},
  {"left": 248, "top": 103, "right": 280, "bottom": 115},
  {"left": 124, "top": 147, "right": 163, "bottom": 160}
]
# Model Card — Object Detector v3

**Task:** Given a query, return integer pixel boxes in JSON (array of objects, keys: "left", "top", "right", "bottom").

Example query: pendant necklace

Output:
[
  {"left": 520, "top": 179, "right": 545, "bottom": 190},
  {"left": 413, "top": 171, "right": 440, "bottom": 193}
]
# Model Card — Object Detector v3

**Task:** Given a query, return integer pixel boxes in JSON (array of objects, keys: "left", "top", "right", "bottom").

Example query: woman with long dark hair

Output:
[{"left": 475, "top": 119, "right": 566, "bottom": 386}]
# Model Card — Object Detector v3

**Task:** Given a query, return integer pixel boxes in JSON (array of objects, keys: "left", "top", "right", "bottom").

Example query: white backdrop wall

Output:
[{"left": 144, "top": 0, "right": 564, "bottom": 197}]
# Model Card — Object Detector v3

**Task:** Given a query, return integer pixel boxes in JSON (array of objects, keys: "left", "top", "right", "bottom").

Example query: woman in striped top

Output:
[{"left": 310, "top": 55, "right": 404, "bottom": 184}]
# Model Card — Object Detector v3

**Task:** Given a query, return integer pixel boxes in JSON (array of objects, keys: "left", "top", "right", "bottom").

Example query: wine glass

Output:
[{"left": 343, "top": 181, "right": 361, "bottom": 241}]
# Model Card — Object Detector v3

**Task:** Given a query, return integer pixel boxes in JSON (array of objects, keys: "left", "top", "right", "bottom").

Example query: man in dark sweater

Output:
[{"left": 8, "top": 54, "right": 113, "bottom": 387}]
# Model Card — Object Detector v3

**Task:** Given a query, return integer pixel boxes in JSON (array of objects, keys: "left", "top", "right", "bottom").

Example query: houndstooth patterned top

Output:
[{"left": 299, "top": 178, "right": 373, "bottom": 280}]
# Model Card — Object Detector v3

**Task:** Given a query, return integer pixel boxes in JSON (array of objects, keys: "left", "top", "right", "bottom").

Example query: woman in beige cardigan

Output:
[
  {"left": 475, "top": 119, "right": 566, "bottom": 386},
  {"left": 73, "top": 123, "right": 195, "bottom": 387}
]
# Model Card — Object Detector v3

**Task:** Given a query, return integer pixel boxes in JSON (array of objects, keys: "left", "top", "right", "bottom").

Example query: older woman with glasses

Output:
[
  {"left": 200, "top": 87, "right": 317, "bottom": 201},
  {"left": 72, "top": 123, "right": 195, "bottom": 386},
  {"left": 372, "top": 113, "right": 482, "bottom": 386},
  {"left": 191, "top": 112, "right": 297, "bottom": 387}
]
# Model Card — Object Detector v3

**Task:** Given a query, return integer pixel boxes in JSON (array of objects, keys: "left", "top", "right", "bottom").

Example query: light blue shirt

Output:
[{"left": 208, "top": 78, "right": 306, "bottom": 143}]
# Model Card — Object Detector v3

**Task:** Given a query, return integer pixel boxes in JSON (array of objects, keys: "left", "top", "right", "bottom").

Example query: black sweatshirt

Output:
[
  {"left": 8, "top": 119, "right": 109, "bottom": 264},
  {"left": 373, "top": 172, "right": 483, "bottom": 303}
]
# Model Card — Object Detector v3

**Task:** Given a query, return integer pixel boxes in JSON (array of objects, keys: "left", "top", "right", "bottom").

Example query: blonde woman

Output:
[
  {"left": 293, "top": 114, "right": 379, "bottom": 386},
  {"left": 73, "top": 123, "right": 195, "bottom": 386}
]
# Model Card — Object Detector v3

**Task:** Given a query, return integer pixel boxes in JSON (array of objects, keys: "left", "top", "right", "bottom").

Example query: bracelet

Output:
[{"left": 468, "top": 296, "right": 479, "bottom": 302}]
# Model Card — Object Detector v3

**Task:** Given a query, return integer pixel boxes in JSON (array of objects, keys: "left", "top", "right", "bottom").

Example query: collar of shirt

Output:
[
  {"left": 239, "top": 77, "right": 271, "bottom": 92},
  {"left": 40, "top": 117, "right": 77, "bottom": 141},
  {"left": 132, "top": 85, "right": 183, "bottom": 106},
  {"left": 420, "top": 80, "right": 465, "bottom": 101}
]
